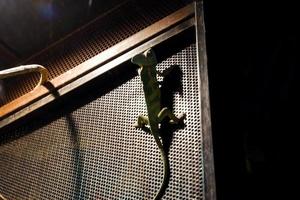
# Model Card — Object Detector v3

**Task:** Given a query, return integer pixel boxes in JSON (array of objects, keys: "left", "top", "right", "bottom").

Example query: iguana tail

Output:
[{"left": 152, "top": 134, "right": 169, "bottom": 200}]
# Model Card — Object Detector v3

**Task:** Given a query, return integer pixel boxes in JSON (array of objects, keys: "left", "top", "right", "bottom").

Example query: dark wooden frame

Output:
[
  {"left": 195, "top": 1, "right": 217, "bottom": 199},
  {"left": 0, "top": 3, "right": 194, "bottom": 121}
]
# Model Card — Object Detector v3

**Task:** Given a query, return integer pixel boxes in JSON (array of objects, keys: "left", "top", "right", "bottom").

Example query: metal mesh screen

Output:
[
  {"left": 3, "top": 0, "right": 191, "bottom": 104},
  {"left": 0, "top": 39, "right": 203, "bottom": 199}
]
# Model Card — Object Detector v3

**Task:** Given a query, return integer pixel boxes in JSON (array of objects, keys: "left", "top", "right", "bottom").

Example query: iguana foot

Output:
[
  {"left": 169, "top": 113, "right": 186, "bottom": 124},
  {"left": 158, "top": 107, "right": 186, "bottom": 124},
  {"left": 133, "top": 122, "right": 143, "bottom": 128},
  {"left": 133, "top": 115, "right": 149, "bottom": 128}
]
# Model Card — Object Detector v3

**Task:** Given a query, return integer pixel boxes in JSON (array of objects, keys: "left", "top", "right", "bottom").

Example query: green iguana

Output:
[{"left": 131, "top": 49, "right": 186, "bottom": 200}]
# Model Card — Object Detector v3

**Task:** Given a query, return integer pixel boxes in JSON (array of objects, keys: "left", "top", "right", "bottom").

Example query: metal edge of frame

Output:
[
  {"left": 195, "top": 1, "right": 217, "bottom": 200},
  {"left": 0, "top": 3, "right": 195, "bottom": 120},
  {"left": 0, "top": 17, "right": 195, "bottom": 128}
]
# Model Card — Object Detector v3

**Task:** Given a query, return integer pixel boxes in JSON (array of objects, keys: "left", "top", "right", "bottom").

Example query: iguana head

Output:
[{"left": 131, "top": 48, "right": 157, "bottom": 67}]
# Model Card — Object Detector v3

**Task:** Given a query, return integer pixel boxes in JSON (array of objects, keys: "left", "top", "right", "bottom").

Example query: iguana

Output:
[{"left": 131, "top": 49, "right": 186, "bottom": 199}]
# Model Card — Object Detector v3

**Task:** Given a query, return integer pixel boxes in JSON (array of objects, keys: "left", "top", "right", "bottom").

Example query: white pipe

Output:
[{"left": 0, "top": 64, "right": 49, "bottom": 89}]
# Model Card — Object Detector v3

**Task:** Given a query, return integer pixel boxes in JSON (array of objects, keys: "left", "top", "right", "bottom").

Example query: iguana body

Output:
[{"left": 131, "top": 49, "right": 185, "bottom": 200}]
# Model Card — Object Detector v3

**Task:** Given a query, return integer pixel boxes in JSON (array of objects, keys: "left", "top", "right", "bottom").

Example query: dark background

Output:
[
  {"left": 204, "top": 1, "right": 299, "bottom": 200},
  {"left": 0, "top": 0, "right": 129, "bottom": 66}
]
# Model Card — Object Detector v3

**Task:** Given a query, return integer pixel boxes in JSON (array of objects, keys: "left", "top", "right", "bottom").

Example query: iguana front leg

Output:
[
  {"left": 158, "top": 107, "right": 186, "bottom": 124},
  {"left": 134, "top": 109, "right": 185, "bottom": 128},
  {"left": 133, "top": 115, "right": 149, "bottom": 128}
]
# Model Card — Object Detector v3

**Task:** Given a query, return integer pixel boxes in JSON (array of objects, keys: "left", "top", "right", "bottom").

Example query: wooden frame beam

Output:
[
  {"left": 195, "top": 1, "right": 217, "bottom": 200},
  {"left": 0, "top": 3, "right": 194, "bottom": 121}
]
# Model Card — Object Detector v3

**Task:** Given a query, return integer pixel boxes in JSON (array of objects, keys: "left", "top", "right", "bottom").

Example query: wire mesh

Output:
[{"left": 0, "top": 42, "right": 204, "bottom": 199}]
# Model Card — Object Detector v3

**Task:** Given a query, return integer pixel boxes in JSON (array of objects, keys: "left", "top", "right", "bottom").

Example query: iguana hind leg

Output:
[
  {"left": 158, "top": 107, "right": 186, "bottom": 124},
  {"left": 133, "top": 115, "right": 149, "bottom": 128}
]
